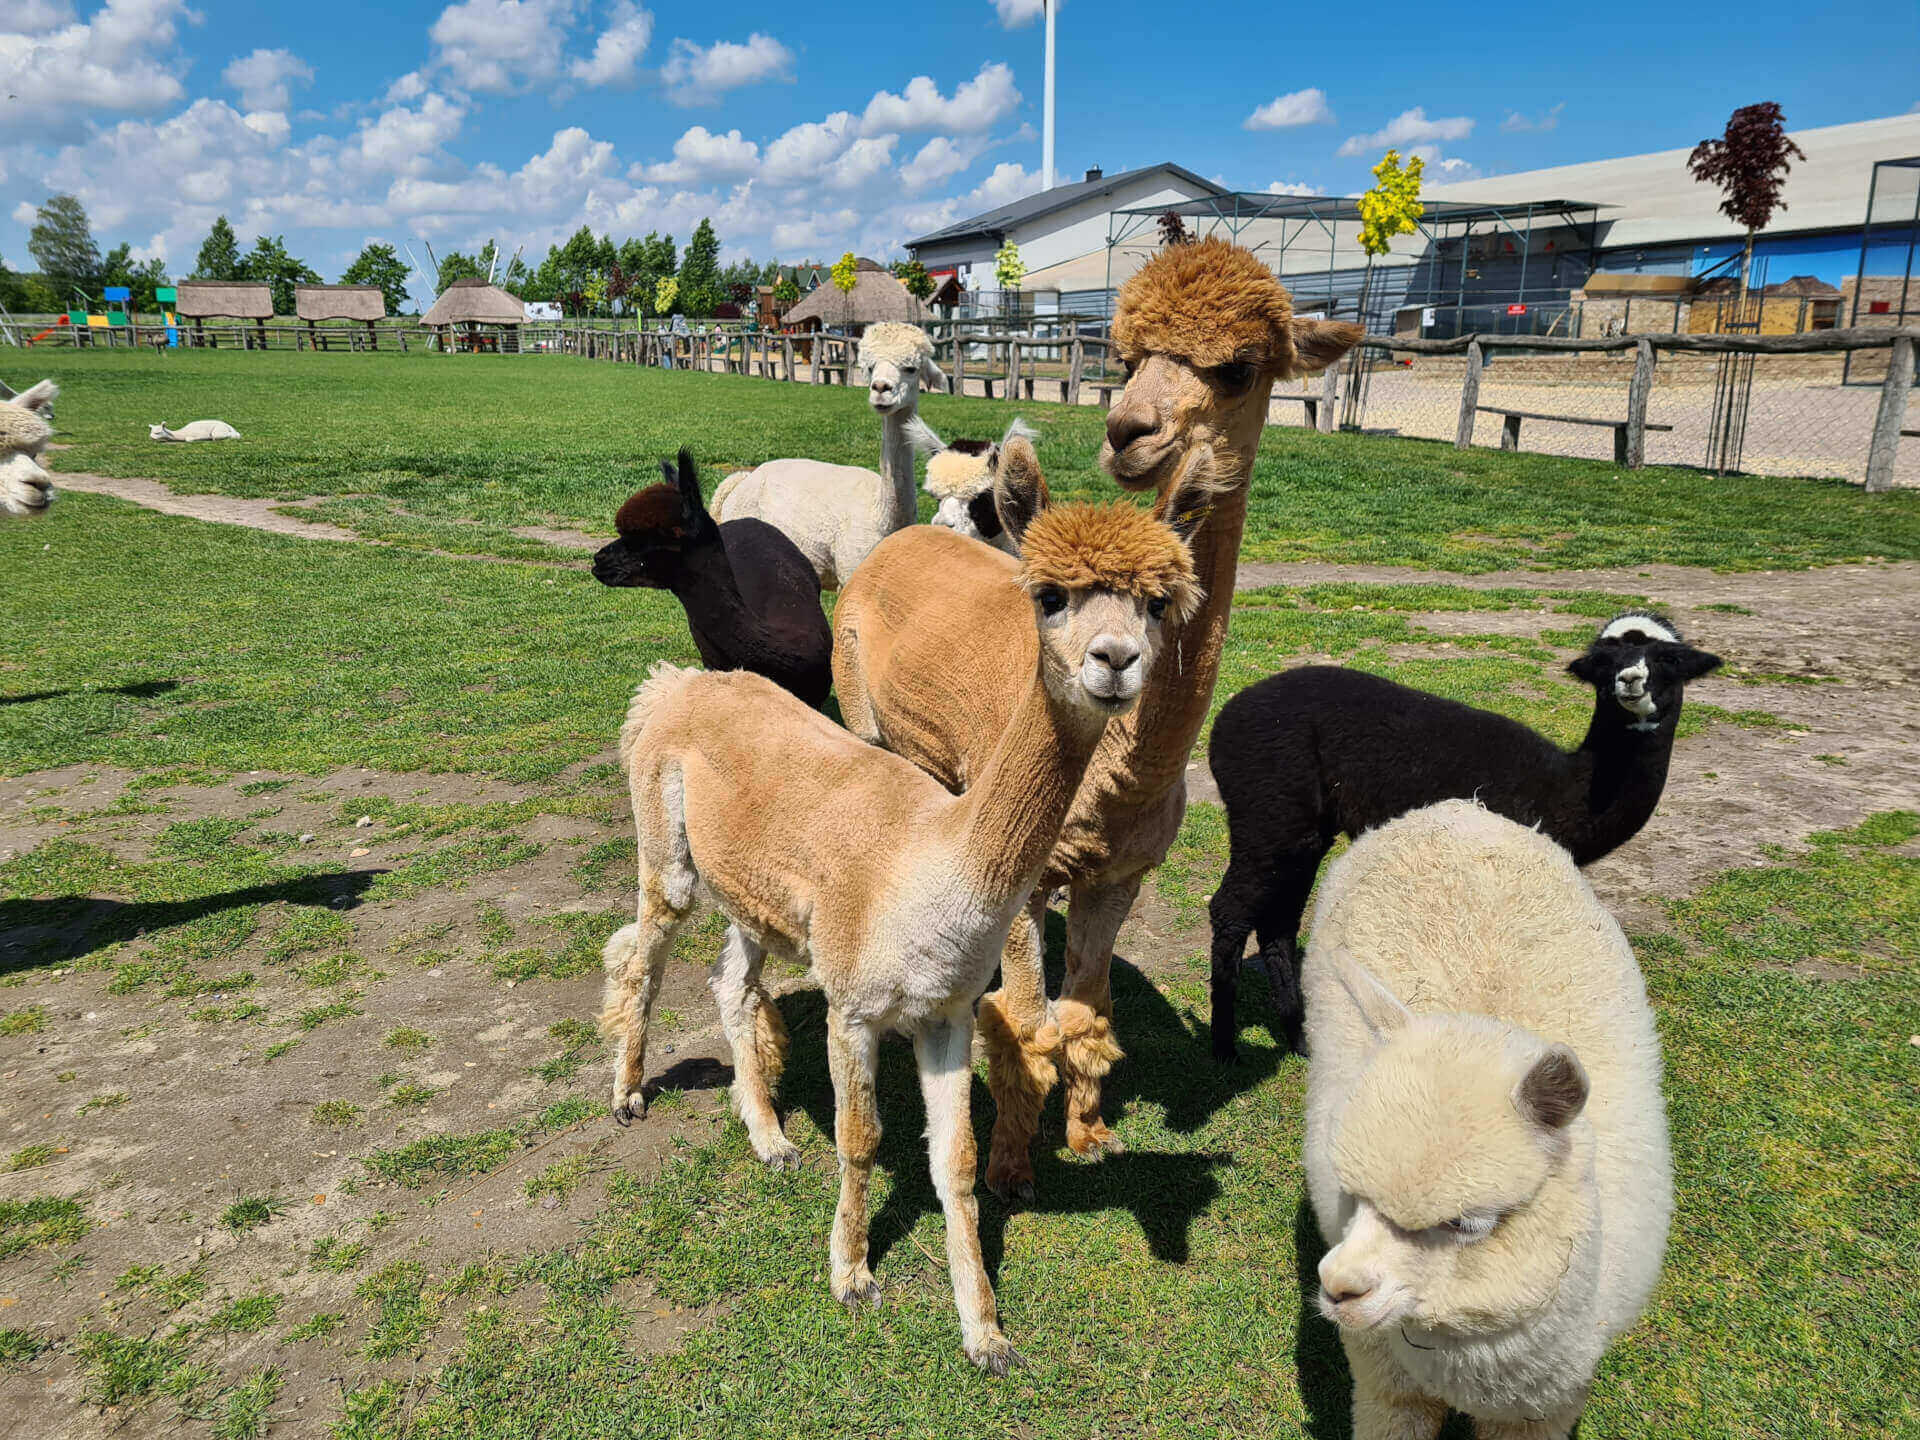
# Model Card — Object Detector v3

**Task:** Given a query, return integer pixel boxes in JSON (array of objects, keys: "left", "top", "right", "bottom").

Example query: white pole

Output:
[{"left": 1042, "top": 0, "right": 1056, "bottom": 190}]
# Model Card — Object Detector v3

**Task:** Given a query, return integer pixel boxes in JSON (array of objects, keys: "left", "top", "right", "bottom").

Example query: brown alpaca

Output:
[
  {"left": 833, "top": 238, "right": 1363, "bottom": 1197},
  {"left": 601, "top": 437, "right": 1207, "bottom": 1372}
]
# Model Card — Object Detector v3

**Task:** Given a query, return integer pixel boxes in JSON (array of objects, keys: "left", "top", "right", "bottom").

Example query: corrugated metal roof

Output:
[{"left": 906, "top": 162, "right": 1226, "bottom": 247}]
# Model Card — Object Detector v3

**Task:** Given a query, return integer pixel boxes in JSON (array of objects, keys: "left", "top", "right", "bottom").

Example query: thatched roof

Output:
[
  {"left": 422, "top": 277, "right": 526, "bottom": 327},
  {"left": 176, "top": 281, "right": 274, "bottom": 319},
  {"left": 295, "top": 284, "right": 386, "bottom": 322},
  {"left": 782, "top": 265, "right": 930, "bottom": 328}
]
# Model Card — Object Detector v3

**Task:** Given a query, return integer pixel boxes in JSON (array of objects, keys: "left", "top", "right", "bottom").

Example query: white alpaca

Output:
[
  {"left": 150, "top": 420, "right": 241, "bottom": 442},
  {"left": 1, "top": 380, "right": 58, "bottom": 517},
  {"left": 1304, "top": 799, "right": 1673, "bottom": 1440},
  {"left": 908, "top": 416, "right": 1039, "bottom": 556},
  {"left": 709, "top": 322, "right": 943, "bottom": 588}
]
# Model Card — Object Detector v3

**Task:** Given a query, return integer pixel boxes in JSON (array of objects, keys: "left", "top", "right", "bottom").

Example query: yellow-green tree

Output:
[
  {"left": 831, "top": 251, "right": 859, "bottom": 328},
  {"left": 993, "top": 240, "right": 1025, "bottom": 316},
  {"left": 655, "top": 275, "right": 679, "bottom": 316},
  {"left": 1355, "top": 148, "right": 1423, "bottom": 331}
]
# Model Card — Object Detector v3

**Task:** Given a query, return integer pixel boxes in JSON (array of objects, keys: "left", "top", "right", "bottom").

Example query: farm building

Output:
[
  {"left": 175, "top": 281, "right": 275, "bottom": 347},
  {"left": 779, "top": 259, "right": 930, "bottom": 333},
  {"left": 294, "top": 284, "right": 388, "bottom": 350},
  {"left": 421, "top": 278, "right": 527, "bottom": 353}
]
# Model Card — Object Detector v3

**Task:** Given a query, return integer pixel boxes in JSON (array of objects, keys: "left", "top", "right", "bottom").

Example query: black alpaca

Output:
[
  {"left": 593, "top": 450, "right": 834, "bottom": 709},
  {"left": 1206, "top": 611, "right": 1721, "bottom": 1060}
]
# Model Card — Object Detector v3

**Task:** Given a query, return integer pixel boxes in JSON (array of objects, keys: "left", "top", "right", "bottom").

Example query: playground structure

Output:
[{"left": 3, "top": 285, "right": 181, "bottom": 348}]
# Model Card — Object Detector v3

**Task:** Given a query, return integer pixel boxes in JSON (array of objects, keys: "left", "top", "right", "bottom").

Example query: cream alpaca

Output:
[
  {"left": 601, "top": 440, "right": 1205, "bottom": 1373},
  {"left": 908, "top": 416, "right": 1039, "bottom": 555},
  {"left": 1304, "top": 800, "right": 1673, "bottom": 1440},
  {"left": 1, "top": 380, "right": 59, "bottom": 517},
  {"left": 709, "top": 322, "right": 942, "bottom": 588},
  {"left": 833, "top": 238, "right": 1363, "bottom": 1196},
  {"left": 149, "top": 420, "right": 241, "bottom": 442}
]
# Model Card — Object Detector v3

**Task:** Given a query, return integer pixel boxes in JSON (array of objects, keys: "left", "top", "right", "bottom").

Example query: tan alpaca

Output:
[
  {"left": 601, "top": 439, "right": 1206, "bottom": 1372},
  {"left": 832, "top": 238, "right": 1363, "bottom": 1196}
]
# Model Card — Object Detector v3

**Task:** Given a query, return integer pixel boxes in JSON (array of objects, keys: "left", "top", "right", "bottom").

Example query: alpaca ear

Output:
[
  {"left": 1656, "top": 643, "right": 1723, "bottom": 683},
  {"left": 1566, "top": 652, "right": 1608, "bottom": 685},
  {"left": 1325, "top": 944, "right": 1412, "bottom": 1044},
  {"left": 1284, "top": 319, "right": 1365, "bottom": 379},
  {"left": 921, "top": 355, "right": 946, "bottom": 391},
  {"left": 994, "top": 436, "right": 1049, "bottom": 545},
  {"left": 1515, "top": 1044, "right": 1589, "bottom": 1130},
  {"left": 904, "top": 415, "right": 946, "bottom": 458},
  {"left": 14, "top": 380, "right": 57, "bottom": 414}
]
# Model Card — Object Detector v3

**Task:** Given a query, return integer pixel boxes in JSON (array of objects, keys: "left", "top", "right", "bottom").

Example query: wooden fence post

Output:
[
  {"left": 1008, "top": 336, "right": 1021, "bottom": 397},
  {"left": 1318, "top": 360, "right": 1339, "bottom": 434},
  {"left": 1455, "top": 339, "right": 1484, "bottom": 450},
  {"left": 1866, "top": 334, "right": 1914, "bottom": 494},
  {"left": 1623, "top": 337, "right": 1656, "bottom": 469},
  {"left": 952, "top": 335, "right": 967, "bottom": 396},
  {"left": 1067, "top": 323, "right": 1083, "bottom": 406}
]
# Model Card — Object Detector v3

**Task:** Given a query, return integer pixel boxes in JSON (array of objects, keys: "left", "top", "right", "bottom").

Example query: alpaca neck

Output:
[
  {"left": 1565, "top": 701, "right": 1675, "bottom": 862},
  {"left": 877, "top": 408, "right": 918, "bottom": 532},
  {"left": 666, "top": 544, "right": 759, "bottom": 663}
]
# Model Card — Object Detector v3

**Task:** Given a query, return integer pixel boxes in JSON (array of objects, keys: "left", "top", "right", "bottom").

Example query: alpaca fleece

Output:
[
  {"left": 1304, "top": 800, "right": 1672, "bottom": 1438},
  {"left": 857, "top": 321, "right": 935, "bottom": 371},
  {"left": 1016, "top": 501, "right": 1202, "bottom": 623},
  {"left": 0, "top": 380, "right": 58, "bottom": 517}
]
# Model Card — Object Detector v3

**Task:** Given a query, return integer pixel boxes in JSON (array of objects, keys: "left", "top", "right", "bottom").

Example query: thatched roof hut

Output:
[
  {"left": 295, "top": 285, "right": 387, "bottom": 322},
  {"left": 422, "top": 278, "right": 526, "bottom": 327},
  {"left": 175, "top": 281, "right": 274, "bottom": 319},
  {"left": 782, "top": 261, "right": 930, "bottom": 331}
]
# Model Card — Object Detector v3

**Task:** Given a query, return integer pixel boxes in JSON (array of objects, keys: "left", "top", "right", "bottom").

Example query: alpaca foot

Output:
[
  {"left": 754, "top": 1136, "right": 802, "bottom": 1171},
  {"left": 985, "top": 1150, "right": 1036, "bottom": 1205},
  {"left": 1211, "top": 1027, "right": 1239, "bottom": 1065},
  {"left": 1066, "top": 1119, "right": 1125, "bottom": 1159},
  {"left": 1282, "top": 1020, "right": 1309, "bottom": 1058},
  {"left": 964, "top": 1327, "right": 1024, "bottom": 1377},
  {"left": 832, "top": 1267, "right": 880, "bottom": 1310},
  {"left": 611, "top": 1085, "right": 646, "bottom": 1125}
]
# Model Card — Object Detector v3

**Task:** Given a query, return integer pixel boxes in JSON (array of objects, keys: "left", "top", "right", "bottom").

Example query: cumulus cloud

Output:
[
  {"left": 1337, "top": 106, "right": 1474, "bottom": 157},
  {"left": 899, "top": 135, "right": 979, "bottom": 192},
  {"left": 992, "top": 0, "right": 1047, "bottom": 26},
  {"left": 660, "top": 33, "right": 792, "bottom": 105},
  {"left": 0, "top": 0, "right": 194, "bottom": 140},
  {"left": 1500, "top": 103, "right": 1563, "bottom": 133},
  {"left": 860, "top": 62, "right": 1020, "bottom": 136},
  {"left": 639, "top": 125, "right": 759, "bottom": 183},
  {"left": 570, "top": 0, "right": 651, "bottom": 87},
  {"left": 966, "top": 161, "right": 1043, "bottom": 210},
  {"left": 429, "top": 0, "right": 577, "bottom": 94},
  {"left": 762, "top": 110, "right": 855, "bottom": 183},
  {"left": 16, "top": 0, "right": 77, "bottom": 33},
  {"left": 1244, "top": 88, "right": 1333, "bottom": 131},
  {"left": 1408, "top": 146, "right": 1480, "bottom": 182},
  {"left": 821, "top": 135, "right": 896, "bottom": 192},
  {"left": 223, "top": 49, "right": 314, "bottom": 114},
  {"left": 385, "top": 70, "right": 429, "bottom": 103},
  {"left": 346, "top": 92, "right": 466, "bottom": 178},
  {"left": 1265, "top": 180, "right": 1322, "bottom": 196}
]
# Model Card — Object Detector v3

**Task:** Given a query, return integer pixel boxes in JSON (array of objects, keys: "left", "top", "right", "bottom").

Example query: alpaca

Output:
[
  {"left": 1206, "top": 611, "right": 1721, "bottom": 1060},
  {"left": 600, "top": 441, "right": 1206, "bottom": 1373},
  {"left": 832, "top": 238, "right": 1363, "bottom": 1196},
  {"left": 1304, "top": 800, "right": 1673, "bottom": 1440},
  {"left": 1, "top": 380, "right": 58, "bottom": 517},
  {"left": 593, "top": 450, "right": 833, "bottom": 709},
  {"left": 708, "top": 322, "right": 943, "bottom": 588},
  {"left": 149, "top": 420, "right": 241, "bottom": 442},
  {"left": 907, "top": 416, "right": 1040, "bottom": 555}
]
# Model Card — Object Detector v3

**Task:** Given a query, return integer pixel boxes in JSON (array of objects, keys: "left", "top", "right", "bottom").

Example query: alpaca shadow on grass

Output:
[
  {"left": 0, "top": 870, "right": 385, "bottom": 974},
  {"left": 0, "top": 679, "right": 179, "bottom": 708}
]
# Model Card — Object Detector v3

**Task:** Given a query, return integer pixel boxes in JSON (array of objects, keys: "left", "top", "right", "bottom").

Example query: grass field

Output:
[{"left": 1, "top": 350, "right": 1915, "bottom": 1439}]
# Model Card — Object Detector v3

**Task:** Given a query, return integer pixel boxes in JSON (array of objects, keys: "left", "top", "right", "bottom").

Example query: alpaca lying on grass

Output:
[
  {"left": 1207, "top": 611, "right": 1721, "bottom": 1059},
  {"left": 149, "top": 420, "right": 241, "bottom": 442},
  {"left": 907, "top": 416, "right": 1040, "bottom": 555},
  {"left": 601, "top": 436, "right": 1204, "bottom": 1372},
  {"left": 1, "top": 380, "right": 58, "bottom": 517},
  {"left": 593, "top": 450, "right": 833, "bottom": 709},
  {"left": 1305, "top": 800, "right": 1672, "bottom": 1440},
  {"left": 709, "top": 322, "right": 942, "bottom": 587}
]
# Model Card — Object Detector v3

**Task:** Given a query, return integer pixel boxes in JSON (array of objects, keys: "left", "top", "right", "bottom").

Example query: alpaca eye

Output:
[
  {"left": 1146, "top": 596, "right": 1168, "bottom": 621},
  {"left": 1036, "top": 587, "right": 1067, "bottom": 617},
  {"left": 1212, "top": 361, "right": 1255, "bottom": 390},
  {"left": 1439, "top": 1213, "right": 1497, "bottom": 1243},
  {"left": 901, "top": 363, "right": 917, "bottom": 373}
]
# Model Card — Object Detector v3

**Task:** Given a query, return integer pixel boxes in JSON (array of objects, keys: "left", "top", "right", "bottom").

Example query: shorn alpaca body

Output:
[
  {"left": 1207, "top": 611, "right": 1721, "bottom": 1059},
  {"left": 1, "top": 380, "right": 59, "bottom": 516},
  {"left": 1305, "top": 800, "right": 1673, "bottom": 1439},
  {"left": 908, "top": 416, "right": 1039, "bottom": 555},
  {"left": 149, "top": 420, "right": 241, "bottom": 442},
  {"left": 833, "top": 238, "right": 1362, "bottom": 1195},
  {"left": 593, "top": 450, "right": 833, "bottom": 709},
  {"left": 602, "top": 442, "right": 1202, "bottom": 1372},
  {"left": 709, "top": 323, "right": 942, "bottom": 588}
]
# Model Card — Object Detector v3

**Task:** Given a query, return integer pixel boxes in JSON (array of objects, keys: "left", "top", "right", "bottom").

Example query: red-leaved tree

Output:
[{"left": 1688, "top": 102, "right": 1806, "bottom": 295}]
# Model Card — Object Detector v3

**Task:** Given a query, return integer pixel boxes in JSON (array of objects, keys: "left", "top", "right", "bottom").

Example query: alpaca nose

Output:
[
  {"left": 1089, "top": 637, "right": 1140, "bottom": 674},
  {"left": 1322, "top": 1278, "right": 1374, "bottom": 1306},
  {"left": 1105, "top": 407, "right": 1156, "bottom": 454},
  {"left": 1318, "top": 1253, "right": 1376, "bottom": 1306}
]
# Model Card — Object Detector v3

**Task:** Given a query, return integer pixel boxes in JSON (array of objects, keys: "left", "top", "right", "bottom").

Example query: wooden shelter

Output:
[
  {"left": 780, "top": 260, "right": 930, "bottom": 334},
  {"left": 175, "top": 281, "right": 274, "bottom": 348},
  {"left": 295, "top": 284, "right": 387, "bottom": 350},
  {"left": 421, "top": 277, "right": 526, "bottom": 353}
]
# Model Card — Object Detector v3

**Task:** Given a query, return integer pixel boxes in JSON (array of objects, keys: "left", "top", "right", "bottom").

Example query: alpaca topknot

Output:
[
  {"left": 857, "top": 321, "right": 935, "bottom": 371},
  {"left": 1016, "top": 502, "right": 1202, "bottom": 624},
  {"left": 1597, "top": 609, "right": 1682, "bottom": 646},
  {"left": 1113, "top": 237, "right": 1321, "bottom": 374},
  {"left": 614, "top": 485, "right": 685, "bottom": 538}
]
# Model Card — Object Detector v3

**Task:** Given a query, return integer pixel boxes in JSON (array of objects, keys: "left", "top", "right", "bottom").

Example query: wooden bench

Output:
[
  {"left": 1271, "top": 393, "right": 1324, "bottom": 428},
  {"left": 1477, "top": 407, "right": 1673, "bottom": 465}
]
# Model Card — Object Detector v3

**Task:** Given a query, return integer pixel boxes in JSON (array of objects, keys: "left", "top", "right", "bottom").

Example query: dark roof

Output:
[
  {"left": 1127, "top": 193, "right": 1611, "bottom": 227},
  {"left": 905, "top": 162, "right": 1227, "bottom": 248}
]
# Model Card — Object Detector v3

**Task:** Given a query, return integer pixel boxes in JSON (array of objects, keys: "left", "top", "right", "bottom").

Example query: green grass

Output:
[
  {"left": 0, "top": 1196, "right": 89, "bottom": 1262},
  {"left": 285, "top": 1311, "right": 345, "bottom": 1342},
  {"left": 213, "top": 1365, "right": 284, "bottom": 1440},
  {"left": 7, "top": 1144, "right": 57, "bottom": 1172},
  {"left": 311, "top": 1236, "right": 369, "bottom": 1273},
  {"left": 0, "top": 1005, "right": 48, "bottom": 1035},
  {"left": 363, "top": 1128, "right": 524, "bottom": 1189},
  {"left": 0, "top": 1328, "right": 49, "bottom": 1365},
  {"left": 208, "top": 1291, "right": 283, "bottom": 1334},
  {"left": 220, "top": 1195, "right": 288, "bottom": 1234},
  {"left": 384, "top": 1026, "right": 433, "bottom": 1050}
]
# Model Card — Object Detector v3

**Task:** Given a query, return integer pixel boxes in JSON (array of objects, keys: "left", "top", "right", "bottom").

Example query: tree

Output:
[
  {"left": 1688, "top": 102, "right": 1805, "bottom": 295},
  {"left": 892, "top": 258, "right": 934, "bottom": 302},
  {"left": 239, "top": 234, "right": 321, "bottom": 314},
  {"left": 678, "top": 218, "right": 722, "bottom": 317},
  {"left": 655, "top": 275, "right": 679, "bottom": 316},
  {"left": 1356, "top": 148, "right": 1424, "bottom": 328},
  {"left": 772, "top": 273, "right": 800, "bottom": 312},
  {"left": 193, "top": 215, "right": 244, "bottom": 282},
  {"left": 992, "top": 240, "right": 1024, "bottom": 316},
  {"left": 341, "top": 242, "right": 414, "bottom": 315},
  {"left": 831, "top": 251, "right": 860, "bottom": 329},
  {"left": 1155, "top": 211, "right": 1191, "bottom": 247},
  {"left": 27, "top": 195, "right": 100, "bottom": 302},
  {"left": 435, "top": 249, "right": 485, "bottom": 295},
  {"left": 99, "top": 243, "right": 170, "bottom": 311}
]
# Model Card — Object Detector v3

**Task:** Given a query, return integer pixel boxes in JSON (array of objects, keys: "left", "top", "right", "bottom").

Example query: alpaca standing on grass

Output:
[
  {"left": 907, "top": 416, "right": 1040, "bottom": 555},
  {"left": 149, "top": 420, "right": 241, "bottom": 442},
  {"left": 708, "top": 322, "right": 943, "bottom": 588},
  {"left": 1207, "top": 611, "right": 1721, "bottom": 1060},
  {"left": 593, "top": 451, "right": 833, "bottom": 709},
  {"left": 1, "top": 380, "right": 58, "bottom": 517},
  {"left": 601, "top": 438, "right": 1205, "bottom": 1373},
  {"left": 1305, "top": 800, "right": 1673, "bottom": 1440}
]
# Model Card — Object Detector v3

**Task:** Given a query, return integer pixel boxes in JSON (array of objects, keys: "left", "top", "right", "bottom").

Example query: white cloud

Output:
[
  {"left": 15, "top": 0, "right": 77, "bottom": 34},
  {"left": 900, "top": 135, "right": 978, "bottom": 192},
  {"left": 429, "top": 0, "right": 577, "bottom": 94},
  {"left": 762, "top": 111, "right": 855, "bottom": 182},
  {"left": 223, "top": 48, "right": 313, "bottom": 113},
  {"left": 1244, "top": 88, "right": 1332, "bottom": 131},
  {"left": 860, "top": 62, "right": 1020, "bottom": 136},
  {"left": 660, "top": 32, "right": 792, "bottom": 105},
  {"left": 241, "top": 109, "right": 291, "bottom": 146},
  {"left": 0, "top": 0, "right": 194, "bottom": 141},
  {"left": 966, "top": 161, "right": 1043, "bottom": 210},
  {"left": 1265, "top": 180, "right": 1322, "bottom": 196},
  {"left": 1337, "top": 106, "right": 1474, "bottom": 157},
  {"left": 385, "top": 70, "right": 428, "bottom": 103},
  {"left": 570, "top": 1, "right": 651, "bottom": 87},
  {"left": 821, "top": 135, "right": 896, "bottom": 192},
  {"left": 1408, "top": 146, "right": 1480, "bottom": 182},
  {"left": 1500, "top": 103, "right": 1563, "bottom": 133},
  {"left": 992, "top": 0, "right": 1047, "bottom": 26},
  {"left": 347, "top": 92, "right": 466, "bottom": 178},
  {"left": 639, "top": 125, "right": 758, "bottom": 183}
]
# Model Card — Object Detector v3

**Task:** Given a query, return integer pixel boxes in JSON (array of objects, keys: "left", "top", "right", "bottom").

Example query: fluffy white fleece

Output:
[
  {"left": 151, "top": 420, "right": 241, "bottom": 442},
  {"left": 1, "top": 380, "right": 58, "bottom": 516}
]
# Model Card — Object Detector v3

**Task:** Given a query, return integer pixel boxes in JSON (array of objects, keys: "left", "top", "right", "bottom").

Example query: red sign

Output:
[{"left": 1506, "top": 304, "right": 1528, "bottom": 316}]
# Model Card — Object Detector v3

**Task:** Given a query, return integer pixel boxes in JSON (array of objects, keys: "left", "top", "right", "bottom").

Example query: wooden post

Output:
[
  {"left": 1455, "top": 339, "right": 1484, "bottom": 450},
  {"left": 1066, "top": 323, "right": 1083, "bottom": 406},
  {"left": 952, "top": 334, "right": 967, "bottom": 396},
  {"left": 1008, "top": 335, "right": 1021, "bottom": 397},
  {"left": 1865, "top": 334, "right": 1914, "bottom": 494},
  {"left": 783, "top": 336, "right": 794, "bottom": 381},
  {"left": 812, "top": 335, "right": 824, "bottom": 384},
  {"left": 1318, "top": 360, "right": 1338, "bottom": 434},
  {"left": 1623, "top": 337, "right": 1655, "bottom": 469}
]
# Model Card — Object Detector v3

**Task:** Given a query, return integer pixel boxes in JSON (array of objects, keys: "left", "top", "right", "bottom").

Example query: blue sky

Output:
[{"left": 3, "top": 0, "right": 1914, "bottom": 305}]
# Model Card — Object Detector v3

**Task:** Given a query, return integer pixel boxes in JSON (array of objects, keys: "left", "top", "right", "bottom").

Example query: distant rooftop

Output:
[{"left": 907, "top": 162, "right": 1225, "bottom": 248}]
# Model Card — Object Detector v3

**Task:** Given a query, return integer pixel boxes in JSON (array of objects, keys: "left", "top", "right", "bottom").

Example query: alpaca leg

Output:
[
  {"left": 1474, "top": 1417, "right": 1580, "bottom": 1440},
  {"left": 979, "top": 892, "right": 1058, "bottom": 1203},
  {"left": 712, "top": 925, "right": 799, "bottom": 1168},
  {"left": 599, "top": 898, "right": 683, "bottom": 1123},
  {"left": 916, "top": 1011, "right": 1019, "bottom": 1375},
  {"left": 1255, "top": 851, "right": 1321, "bottom": 1056},
  {"left": 1207, "top": 854, "right": 1266, "bottom": 1063},
  {"left": 1057, "top": 876, "right": 1138, "bottom": 1159},
  {"left": 826, "top": 1009, "right": 881, "bottom": 1306},
  {"left": 1346, "top": 1335, "right": 1447, "bottom": 1440}
]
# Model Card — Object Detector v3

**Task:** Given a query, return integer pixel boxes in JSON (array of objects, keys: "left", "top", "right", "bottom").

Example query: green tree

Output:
[
  {"left": 678, "top": 218, "right": 722, "bottom": 317},
  {"left": 831, "top": 251, "right": 860, "bottom": 329},
  {"left": 1356, "top": 148, "right": 1424, "bottom": 329},
  {"left": 193, "top": 215, "right": 244, "bottom": 282},
  {"left": 992, "top": 240, "right": 1024, "bottom": 317},
  {"left": 434, "top": 249, "right": 485, "bottom": 294},
  {"left": 27, "top": 194, "right": 100, "bottom": 302},
  {"left": 772, "top": 273, "right": 800, "bottom": 308},
  {"left": 892, "top": 258, "right": 934, "bottom": 302},
  {"left": 654, "top": 275, "right": 679, "bottom": 316},
  {"left": 98, "top": 243, "right": 169, "bottom": 311},
  {"left": 238, "top": 234, "right": 321, "bottom": 314},
  {"left": 340, "top": 242, "right": 414, "bottom": 315}
]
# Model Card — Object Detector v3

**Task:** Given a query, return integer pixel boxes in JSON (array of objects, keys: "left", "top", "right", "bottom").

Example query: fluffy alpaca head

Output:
[
  {"left": 857, "top": 322, "right": 943, "bottom": 416},
  {"left": 593, "top": 449, "right": 717, "bottom": 589},
  {"left": 913, "top": 417, "right": 1040, "bottom": 549},
  {"left": 1568, "top": 611, "right": 1721, "bottom": 733},
  {"left": 1314, "top": 949, "right": 1594, "bottom": 1339},
  {"left": 0, "top": 380, "right": 57, "bottom": 517}
]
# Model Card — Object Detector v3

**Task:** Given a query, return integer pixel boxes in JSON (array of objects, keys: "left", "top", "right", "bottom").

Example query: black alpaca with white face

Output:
[
  {"left": 593, "top": 450, "right": 834, "bottom": 710},
  {"left": 1205, "top": 610, "right": 1721, "bottom": 1060}
]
